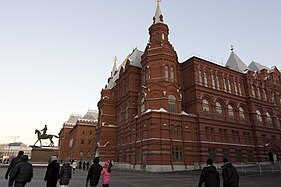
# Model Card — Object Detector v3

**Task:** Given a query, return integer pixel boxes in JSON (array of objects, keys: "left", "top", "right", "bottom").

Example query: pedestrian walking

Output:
[
  {"left": 86, "top": 157, "right": 103, "bottom": 187},
  {"left": 44, "top": 156, "right": 60, "bottom": 187},
  {"left": 101, "top": 160, "right": 112, "bottom": 187},
  {"left": 83, "top": 161, "right": 86, "bottom": 170},
  {"left": 221, "top": 158, "right": 239, "bottom": 187},
  {"left": 198, "top": 158, "right": 220, "bottom": 187},
  {"left": 59, "top": 161, "right": 72, "bottom": 187},
  {"left": 5, "top": 150, "right": 24, "bottom": 187},
  {"left": 72, "top": 160, "right": 77, "bottom": 174},
  {"left": 86, "top": 161, "right": 90, "bottom": 170},
  {"left": 79, "top": 161, "right": 82, "bottom": 169},
  {"left": 10, "top": 155, "right": 33, "bottom": 187}
]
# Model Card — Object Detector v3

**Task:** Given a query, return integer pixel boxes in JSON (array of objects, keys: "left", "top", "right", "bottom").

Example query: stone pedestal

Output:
[{"left": 30, "top": 146, "right": 59, "bottom": 164}]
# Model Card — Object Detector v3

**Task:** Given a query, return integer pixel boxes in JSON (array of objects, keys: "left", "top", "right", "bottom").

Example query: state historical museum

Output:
[{"left": 95, "top": 2, "right": 281, "bottom": 171}]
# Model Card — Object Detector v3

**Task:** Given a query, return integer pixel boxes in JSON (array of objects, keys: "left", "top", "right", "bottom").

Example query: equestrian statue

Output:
[{"left": 34, "top": 125, "right": 59, "bottom": 147}]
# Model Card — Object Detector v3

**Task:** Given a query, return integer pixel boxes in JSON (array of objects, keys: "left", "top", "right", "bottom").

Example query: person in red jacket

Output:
[{"left": 101, "top": 160, "right": 112, "bottom": 187}]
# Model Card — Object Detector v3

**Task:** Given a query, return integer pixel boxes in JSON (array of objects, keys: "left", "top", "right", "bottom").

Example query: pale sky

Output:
[{"left": 0, "top": 0, "right": 280, "bottom": 145}]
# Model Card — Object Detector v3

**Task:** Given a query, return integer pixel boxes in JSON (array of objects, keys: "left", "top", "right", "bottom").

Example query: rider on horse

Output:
[{"left": 41, "top": 125, "right": 48, "bottom": 136}]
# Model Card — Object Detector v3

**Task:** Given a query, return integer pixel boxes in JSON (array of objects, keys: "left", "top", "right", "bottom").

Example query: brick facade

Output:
[
  {"left": 58, "top": 112, "right": 98, "bottom": 162},
  {"left": 96, "top": 3, "right": 281, "bottom": 171}
]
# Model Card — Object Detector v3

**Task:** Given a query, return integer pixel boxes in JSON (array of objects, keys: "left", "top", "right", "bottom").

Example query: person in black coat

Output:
[
  {"left": 198, "top": 158, "right": 220, "bottom": 187},
  {"left": 221, "top": 158, "right": 239, "bottom": 187},
  {"left": 44, "top": 156, "right": 60, "bottom": 187},
  {"left": 59, "top": 161, "right": 72, "bottom": 186},
  {"left": 86, "top": 157, "right": 103, "bottom": 187},
  {"left": 10, "top": 155, "right": 33, "bottom": 187},
  {"left": 5, "top": 150, "right": 24, "bottom": 187},
  {"left": 83, "top": 161, "right": 86, "bottom": 170},
  {"left": 86, "top": 161, "right": 90, "bottom": 170}
]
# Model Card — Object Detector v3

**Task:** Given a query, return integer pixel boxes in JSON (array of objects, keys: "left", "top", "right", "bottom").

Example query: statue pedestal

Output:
[{"left": 30, "top": 146, "right": 59, "bottom": 164}]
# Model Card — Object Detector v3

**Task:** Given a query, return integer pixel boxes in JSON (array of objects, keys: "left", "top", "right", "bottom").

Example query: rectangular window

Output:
[
  {"left": 222, "top": 149, "right": 229, "bottom": 159},
  {"left": 208, "top": 148, "right": 216, "bottom": 161},
  {"left": 232, "top": 130, "right": 240, "bottom": 143},
  {"left": 235, "top": 150, "right": 242, "bottom": 162},
  {"left": 172, "top": 147, "right": 183, "bottom": 162},
  {"left": 247, "top": 151, "right": 254, "bottom": 162},
  {"left": 243, "top": 132, "right": 251, "bottom": 144},
  {"left": 219, "top": 129, "right": 228, "bottom": 142},
  {"left": 206, "top": 127, "right": 215, "bottom": 141}
]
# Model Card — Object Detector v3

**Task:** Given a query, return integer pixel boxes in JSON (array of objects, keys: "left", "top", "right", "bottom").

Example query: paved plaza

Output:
[{"left": 1, "top": 166, "right": 281, "bottom": 187}]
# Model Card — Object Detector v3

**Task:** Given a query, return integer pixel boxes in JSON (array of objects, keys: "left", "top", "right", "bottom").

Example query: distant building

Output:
[
  {"left": 0, "top": 142, "right": 32, "bottom": 163},
  {"left": 96, "top": 2, "right": 281, "bottom": 171},
  {"left": 58, "top": 109, "right": 98, "bottom": 161}
]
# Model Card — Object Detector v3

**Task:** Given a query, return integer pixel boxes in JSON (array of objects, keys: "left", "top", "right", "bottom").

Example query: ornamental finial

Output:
[
  {"left": 231, "top": 45, "right": 234, "bottom": 51},
  {"left": 113, "top": 56, "right": 117, "bottom": 63}
]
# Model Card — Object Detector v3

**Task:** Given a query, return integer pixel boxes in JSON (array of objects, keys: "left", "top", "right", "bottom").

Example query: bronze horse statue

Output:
[{"left": 34, "top": 129, "right": 59, "bottom": 146}]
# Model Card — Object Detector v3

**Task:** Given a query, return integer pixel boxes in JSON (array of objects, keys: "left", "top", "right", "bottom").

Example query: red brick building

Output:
[
  {"left": 96, "top": 2, "right": 281, "bottom": 171},
  {"left": 58, "top": 110, "right": 98, "bottom": 162}
]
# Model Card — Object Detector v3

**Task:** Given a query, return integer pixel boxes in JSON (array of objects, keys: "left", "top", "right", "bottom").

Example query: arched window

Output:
[
  {"left": 204, "top": 72, "right": 208, "bottom": 87},
  {"left": 165, "top": 66, "right": 169, "bottom": 80},
  {"left": 141, "top": 97, "right": 145, "bottom": 113},
  {"left": 170, "top": 67, "right": 174, "bottom": 81},
  {"left": 216, "top": 102, "right": 223, "bottom": 119},
  {"left": 256, "top": 110, "right": 262, "bottom": 125},
  {"left": 257, "top": 88, "right": 261, "bottom": 99},
  {"left": 263, "top": 89, "right": 267, "bottom": 100},
  {"left": 272, "top": 92, "right": 275, "bottom": 103},
  {"left": 251, "top": 85, "right": 255, "bottom": 97},
  {"left": 228, "top": 105, "right": 235, "bottom": 121},
  {"left": 199, "top": 70, "right": 202, "bottom": 85},
  {"left": 203, "top": 99, "right": 210, "bottom": 117},
  {"left": 168, "top": 95, "right": 177, "bottom": 113},
  {"left": 212, "top": 75, "right": 215, "bottom": 89},
  {"left": 239, "top": 107, "right": 245, "bottom": 123},
  {"left": 228, "top": 79, "right": 231, "bottom": 93},
  {"left": 216, "top": 75, "right": 220, "bottom": 90},
  {"left": 224, "top": 78, "right": 227, "bottom": 92},
  {"left": 234, "top": 82, "right": 238, "bottom": 95},
  {"left": 266, "top": 112, "right": 272, "bottom": 127},
  {"left": 238, "top": 82, "right": 242, "bottom": 95}
]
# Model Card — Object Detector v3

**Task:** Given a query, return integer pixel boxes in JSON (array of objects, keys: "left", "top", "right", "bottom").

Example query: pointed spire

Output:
[
  {"left": 111, "top": 56, "right": 117, "bottom": 77},
  {"left": 225, "top": 49, "right": 248, "bottom": 73},
  {"left": 153, "top": 0, "right": 164, "bottom": 24}
]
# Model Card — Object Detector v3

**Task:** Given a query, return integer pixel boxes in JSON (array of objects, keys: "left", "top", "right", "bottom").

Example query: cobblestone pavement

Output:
[{"left": 1, "top": 166, "right": 281, "bottom": 187}]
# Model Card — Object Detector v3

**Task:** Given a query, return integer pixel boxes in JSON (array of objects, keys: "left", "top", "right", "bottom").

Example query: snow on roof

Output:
[
  {"left": 107, "top": 48, "right": 143, "bottom": 89},
  {"left": 225, "top": 51, "right": 248, "bottom": 73},
  {"left": 248, "top": 61, "right": 270, "bottom": 71},
  {"left": 128, "top": 48, "right": 144, "bottom": 68},
  {"left": 153, "top": 0, "right": 164, "bottom": 24},
  {"left": 180, "top": 111, "right": 196, "bottom": 117},
  {"left": 83, "top": 109, "right": 98, "bottom": 120}
]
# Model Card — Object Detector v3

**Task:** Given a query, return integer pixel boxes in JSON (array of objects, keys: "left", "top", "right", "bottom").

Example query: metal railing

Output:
[{"left": 233, "top": 162, "right": 281, "bottom": 174}]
